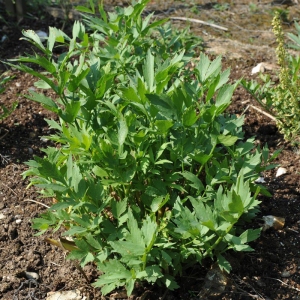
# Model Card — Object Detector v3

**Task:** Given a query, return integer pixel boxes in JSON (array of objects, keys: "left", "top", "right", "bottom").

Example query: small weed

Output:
[
  {"left": 249, "top": 3, "right": 258, "bottom": 13},
  {"left": 213, "top": 3, "right": 230, "bottom": 12}
]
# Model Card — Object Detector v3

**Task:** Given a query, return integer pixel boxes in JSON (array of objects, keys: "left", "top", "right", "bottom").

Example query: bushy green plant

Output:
[
  {"left": 8, "top": 0, "right": 276, "bottom": 296},
  {"left": 242, "top": 12, "right": 300, "bottom": 143}
]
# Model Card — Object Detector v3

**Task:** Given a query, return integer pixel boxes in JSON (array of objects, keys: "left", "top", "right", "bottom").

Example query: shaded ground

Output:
[{"left": 1, "top": 1, "right": 300, "bottom": 299}]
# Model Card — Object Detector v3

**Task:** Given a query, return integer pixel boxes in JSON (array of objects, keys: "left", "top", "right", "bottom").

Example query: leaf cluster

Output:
[{"left": 9, "top": 0, "right": 274, "bottom": 296}]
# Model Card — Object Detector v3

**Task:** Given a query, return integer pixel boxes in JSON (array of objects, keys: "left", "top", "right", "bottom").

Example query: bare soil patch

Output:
[{"left": 1, "top": 1, "right": 300, "bottom": 299}]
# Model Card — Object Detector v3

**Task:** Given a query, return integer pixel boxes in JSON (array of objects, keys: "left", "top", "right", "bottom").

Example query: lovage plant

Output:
[{"left": 8, "top": 0, "right": 276, "bottom": 296}]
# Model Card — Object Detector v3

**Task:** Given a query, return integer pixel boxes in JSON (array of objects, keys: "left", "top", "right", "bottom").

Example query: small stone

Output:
[
  {"left": 25, "top": 271, "right": 39, "bottom": 281},
  {"left": 281, "top": 270, "right": 292, "bottom": 278},
  {"left": 46, "top": 289, "right": 82, "bottom": 300},
  {"left": 251, "top": 62, "right": 264, "bottom": 74},
  {"left": 255, "top": 176, "right": 265, "bottom": 183},
  {"left": 0, "top": 213, "right": 6, "bottom": 220},
  {"left": 35, "top": 30, "right": 48, "bottom": 41},
  {"left": 1, "top": 35, "right": 8, "bottom": 43},
  {"left": 276, "top": 167, "right": 287, "bottom": 177},
  {"left": 15, "top": 219, "right": 22, "bottom": 224},
  {"left": 28, "top": 148, "right": 34, "bottom": 155}
]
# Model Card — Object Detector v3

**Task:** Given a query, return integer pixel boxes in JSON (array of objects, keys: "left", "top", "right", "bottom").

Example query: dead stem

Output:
[
  {"left": 242, "top": 105, "right": 277, "bottom": 121},
  {"left": 263, "top": 276, "right": 300, "bottom": 292},
  {"left": 1, "top": 182, "right": 17, "bottom": 196},
  {"left": 24, "top": 199, "right": 50, "bottom": 208},
  {"left": 0, "top": 128, "right": 9, "bottom": 140}
]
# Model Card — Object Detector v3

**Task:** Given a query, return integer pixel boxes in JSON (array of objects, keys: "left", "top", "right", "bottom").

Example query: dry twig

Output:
[
  {"left": 242, "top": 104, "right": 277, "bottom": 121},
  {"left": 170, "top": 16, "right": 228, "bottom": 31},
  {"left": 263, "top": 276, "right": 300, "bottom": 292},
  {"left": 24, "top": 199, "right": 50, "bottom": 208}
]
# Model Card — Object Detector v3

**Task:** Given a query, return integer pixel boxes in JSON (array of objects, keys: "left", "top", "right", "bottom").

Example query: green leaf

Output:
[
  {"left": 93, "top": 166, "right": 108, "bottom": 177},
  {"left": 155, "top": 120, "right": 173, "bottom": 134},
  {"left": 161, "top": 274, "right": 179, "bottom": 290},
  {"left": 125, "top": 279, "right": 135, "bottom": 297},
  {"left": 21, "top": 29, "right": 47, "bottom": 53},
  {"left": 181, "top": 171, "right": 204, "bottom": 192},
  {"left": 197, "top": 53, "right": 221, "bottom": 84},
  {"left": 111, "top": 198, "right": 127, "bottom": 219},
  {"left": 215, "top": 84, "right": 235, "bottom": 108},
  {"left": 136, "top": 265, "right": 163, "bottom": 281},
  {"left": 217, "top": 254, "right": 231, "bottom": 273},
  {"left": 183, "top": 106, "right": 198, "bottom": 127},
  {"left": 66, "top": 249, "right": 86, "bottom": 261},
  {"left": 228, "top": 190, "right": 244, "bottom": 214},
  {"left": 239, "top": 228, "right": 261, "bottom": 244},
  {"left": 141, "top": 216, "right": 157, "bottom": 248},
  {"left": 118, "top": 117, "right": 128, "bottom": 147},
  {"left": 37, "top": 160, "right": 65, "bottom": 183},
  {"left": 217, "top": 134, "right": 238, "bottom": 146},
  {"left": 63, "top": 226, "right": 87, "bottom": 235},
  {"left": 61, "top": 101, "right": 81, "bottom": 123},
  {"left": 143, "top": 49, "right": 154, "bottom": 91},
  {"left": 76, "top": 5, "right": 94, "bottom": 14},
  {"left": 150, "top": 196, "right": 164, "bottom": 213}
]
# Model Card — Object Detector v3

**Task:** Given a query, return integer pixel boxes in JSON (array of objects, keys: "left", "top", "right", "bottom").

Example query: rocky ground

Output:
[{"left": 1, "top": 1, "right": 300, "bottom": 299}]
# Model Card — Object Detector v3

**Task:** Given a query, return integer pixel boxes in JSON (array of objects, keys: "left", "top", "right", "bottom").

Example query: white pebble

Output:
[
  {"left": 255, "top": 176, "right": 265, "bottom": 183},
  {"left": 276, "top": 167, "right": 287, "bottom": 177},
  {"left": 35, "top": 30, "right": 48, "bottom": 42},
  {"left": 251, "top": 63, "right": 264, "bottom": 74},
  {"left": 15, "top": 219, "right": 22, "bottom": 224}
]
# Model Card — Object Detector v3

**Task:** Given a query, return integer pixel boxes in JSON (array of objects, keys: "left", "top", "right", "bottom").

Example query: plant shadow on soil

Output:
[{"left": 1, "top": 1, "right": 300, "bottom": 299}]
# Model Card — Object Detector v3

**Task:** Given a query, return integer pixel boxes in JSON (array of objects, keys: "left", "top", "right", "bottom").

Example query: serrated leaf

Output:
[
  {"left": 161, "top": 274, "right": 179, "bottom": 290},
  {"left": 217, "top": 254, "right": 231, "bottom": 273},
  {"left": 228, "top": 190, "right": 244, "bottom": 214},
  {"left": 111, "top": 198, "right": 127, "bottom": 219},
  {"left": 66, "top": 249, "right": 86, "bottom": 260},
  {"left": 80, "top": 252, "right": 95, "bottom": 267},
  {"left": 85, "top": 233, "right": 102, "bottom": 250}
]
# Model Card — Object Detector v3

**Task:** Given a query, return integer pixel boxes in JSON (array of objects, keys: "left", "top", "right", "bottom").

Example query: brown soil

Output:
[{"left": 1, "top": 1, "right": 300, "bottom": 299}]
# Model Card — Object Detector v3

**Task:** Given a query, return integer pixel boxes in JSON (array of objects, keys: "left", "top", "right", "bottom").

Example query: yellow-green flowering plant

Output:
[{"left": 242, "top": 12, "right": 300, "bottom": 143}]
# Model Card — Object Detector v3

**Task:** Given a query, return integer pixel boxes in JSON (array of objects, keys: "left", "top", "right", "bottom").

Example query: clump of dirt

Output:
[{"left": 1, "top": 1, "right": 300, "bottom": 299}]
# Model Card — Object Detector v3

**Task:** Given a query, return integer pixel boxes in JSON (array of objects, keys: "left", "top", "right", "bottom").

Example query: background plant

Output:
[
  {"left": 0, "top": 74, "right": 17, "bottom": 122},
  {"left": 8, "top": 0, "right": 276, "bottom": 296},
  {"left": 242, "top": 11, "right": 300, "bottom": 144}
]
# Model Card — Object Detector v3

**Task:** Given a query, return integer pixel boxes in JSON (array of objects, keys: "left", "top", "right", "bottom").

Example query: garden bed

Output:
[{"left": 1, "top": 1, "right": 300, "bottom": 299}]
